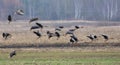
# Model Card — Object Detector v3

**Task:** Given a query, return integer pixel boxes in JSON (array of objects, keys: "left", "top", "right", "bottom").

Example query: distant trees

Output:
[{"left": 0, "top": 0, "right": 120, "bottom": 21}]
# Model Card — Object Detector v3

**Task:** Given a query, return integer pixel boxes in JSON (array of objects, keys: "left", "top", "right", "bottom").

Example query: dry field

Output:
[
  {"left": 0, "top": 20, "right": 120, "bottom": 48},
  {"left": 0, "top": 20, "right": 120, "bottom": 65}
]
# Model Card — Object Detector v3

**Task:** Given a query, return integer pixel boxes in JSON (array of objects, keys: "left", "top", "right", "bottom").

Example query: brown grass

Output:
[{"left": 0, "top": 21, "right": 120, "bottom": 47}]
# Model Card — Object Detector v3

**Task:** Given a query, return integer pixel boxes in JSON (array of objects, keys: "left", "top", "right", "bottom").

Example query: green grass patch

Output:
[{"left": 0, "top": 51, "right": 120, "bottom": 65}]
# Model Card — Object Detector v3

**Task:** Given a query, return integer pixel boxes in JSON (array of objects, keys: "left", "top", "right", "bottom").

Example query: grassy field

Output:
[
  {"left": 0, "top": 20, "right": 120, "bottom": 65},
  {"left": 0, "top": 48, "right": 120, "bottom": 65},
  {"left": 0, "top": 20, "right": 120, "bottom": 46}
]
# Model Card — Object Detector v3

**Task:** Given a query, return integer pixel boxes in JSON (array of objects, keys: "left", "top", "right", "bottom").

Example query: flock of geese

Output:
[{"left": 1, "top": 9, "right": 109, "bottom": 58}]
